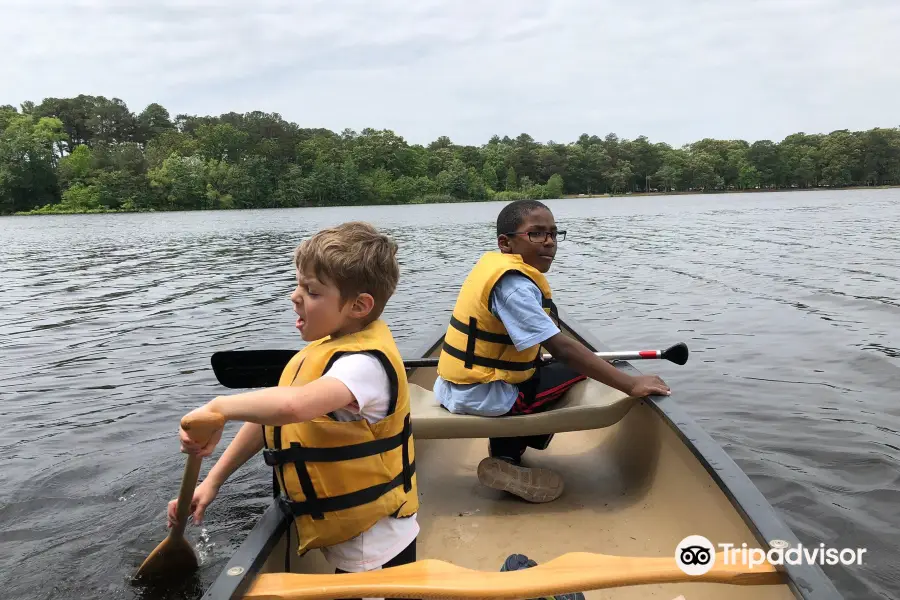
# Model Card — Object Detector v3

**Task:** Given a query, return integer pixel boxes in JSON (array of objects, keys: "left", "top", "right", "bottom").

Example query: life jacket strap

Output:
[
  {"left": 262, "top": 425, "right": 410, "bottom": 466},
  {"left": 449, "top": 315, "right": 514, "bottom": 344},
  {"left": 441, "top": 341, "right": 537, "bottom": 371},
  {"left": 278, "top": 461, "right": 417, "bottom": 518},
  {"left": 401, "top": 413, "right": 412, "bottom": 493}
]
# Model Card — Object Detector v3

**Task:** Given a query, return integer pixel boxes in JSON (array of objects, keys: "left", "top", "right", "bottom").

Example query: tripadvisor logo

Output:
[
  {"left": 675, "top": 535, "right": 716, "bottom": 575},
  {"left": 675, "top": 535, "right": 868, "bottom": 575}
]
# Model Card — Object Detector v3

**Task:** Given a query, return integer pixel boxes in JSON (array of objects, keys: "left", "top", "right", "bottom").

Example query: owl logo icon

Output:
[{"left": 675, "top": 535, "right": 716, "bottom": 575}]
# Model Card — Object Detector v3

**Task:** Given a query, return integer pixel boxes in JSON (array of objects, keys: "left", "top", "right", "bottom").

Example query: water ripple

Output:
[{"left": 0, "top": 191, "right": 898, "bottom": 599}]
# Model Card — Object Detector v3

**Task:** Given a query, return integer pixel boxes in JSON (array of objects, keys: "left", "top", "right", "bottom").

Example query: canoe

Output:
[{"left": 199, "top": 307, "right": 842, "bottom": 600}]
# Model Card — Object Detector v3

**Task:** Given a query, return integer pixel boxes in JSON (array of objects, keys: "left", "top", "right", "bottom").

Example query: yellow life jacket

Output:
[
  {"left": 437, "top": 251, "right": 557, "bottom": 385},
  {"left": 262, "top": 319, "right": 418, "bottom": 554}
]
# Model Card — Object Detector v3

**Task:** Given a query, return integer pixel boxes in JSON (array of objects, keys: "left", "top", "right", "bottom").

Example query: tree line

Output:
[{"left": 1, "top": 95, "right": 899, "bottom": 215}]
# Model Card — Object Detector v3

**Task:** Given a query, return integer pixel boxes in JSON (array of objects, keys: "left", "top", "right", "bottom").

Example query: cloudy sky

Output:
[{"left": 3, "top": 0, "right": 899, "bottom": 147}]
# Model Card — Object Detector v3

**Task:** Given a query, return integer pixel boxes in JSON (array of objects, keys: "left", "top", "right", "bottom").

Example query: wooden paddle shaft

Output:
[
  {"left": 171, "top": 411, "right": 226, "bottom": 537},
  {"left": 170, "top": 455, "right": 203, "bottom": 538}
]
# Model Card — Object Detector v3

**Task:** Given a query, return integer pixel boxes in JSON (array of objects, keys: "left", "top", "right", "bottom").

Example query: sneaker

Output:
[
  {"left": 501, "top": 553, "right": 538, "bottom": 572},
  {"left": 499, "top": 553, "right": 585, "bottom": 600},
  {"left": 477, "top": 457, "right": 564, "bottom": 503}
]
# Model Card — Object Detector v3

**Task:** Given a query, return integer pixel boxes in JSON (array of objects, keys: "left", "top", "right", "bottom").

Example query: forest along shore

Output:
[{"left": 2, "top": 94, "right": 899, "bottom": 216}]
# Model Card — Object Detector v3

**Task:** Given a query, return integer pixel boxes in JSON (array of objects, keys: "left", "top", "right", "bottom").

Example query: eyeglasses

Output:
[{"left": 503, "top": 230, "right": 567, "bottom": 243}]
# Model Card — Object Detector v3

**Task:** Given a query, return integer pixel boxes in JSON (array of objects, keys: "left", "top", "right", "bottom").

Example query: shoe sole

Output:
[{"left": 477, "top": 457, "right": 564, "bottom": 503}]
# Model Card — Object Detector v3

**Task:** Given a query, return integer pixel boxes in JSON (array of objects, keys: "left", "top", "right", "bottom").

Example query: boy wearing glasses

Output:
[{"left": 434, "top": 200, "right": 671, "bottom": 503}]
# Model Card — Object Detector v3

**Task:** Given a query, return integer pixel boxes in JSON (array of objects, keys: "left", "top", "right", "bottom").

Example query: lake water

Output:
[{"left": 0, "top": 190, "right": 898, "bottom": 600}]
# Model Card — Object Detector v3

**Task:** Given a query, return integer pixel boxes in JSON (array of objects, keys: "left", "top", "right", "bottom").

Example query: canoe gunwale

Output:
[
  {"left": 200, "top": 497, "right": 289, "bottom": 600},
  {"left": 202, "top": 309, "right": 842, "bottom": 600},
  {"left": 552, "top": 306, "right": 843, "bottom": 600}
]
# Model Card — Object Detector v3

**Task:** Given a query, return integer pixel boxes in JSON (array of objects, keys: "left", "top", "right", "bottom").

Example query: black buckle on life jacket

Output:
[{"left": 262, "top": 448, "right": 279, "bottom": 467}]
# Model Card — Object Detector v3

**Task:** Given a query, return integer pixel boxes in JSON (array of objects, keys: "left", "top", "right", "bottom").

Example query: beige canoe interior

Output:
[{"left": 251, "top": 336, "right": 796, "bottom": 600}]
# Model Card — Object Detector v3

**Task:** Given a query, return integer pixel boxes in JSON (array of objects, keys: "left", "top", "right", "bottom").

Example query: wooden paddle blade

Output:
[
  {"left": 133, "top": 454, "right": 207, "bottom": 582},
  {"left": 133, "top": 535, "right": 199, "bottom": 582},
  {"left": 211, "top": 350, "right": 297, "bottom": 388},
  {"left": 243, "top": 551, "right": 784, "bottom": 600}
]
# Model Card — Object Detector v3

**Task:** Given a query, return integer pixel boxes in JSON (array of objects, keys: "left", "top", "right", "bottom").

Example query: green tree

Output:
[
  {"left": 273, "top": 164, "right": 305, "bottom": 207},
  {"left": 195, "top": 123, "right": 249, "bottom": 162},
  {"left": 653, "top": 164, "right": 681, "bottom": 192},
  {"left": 688, "top": 153, "right": 723, "bottom": 190},
  {"left": 738, "top": 164, "right": 761, "bottom": 190},
  {"left": 136, "top": 103, "right": 174, "bottom": 143},
  {"left": 482, "top": 163, "right": 498, "bottom": 191},
  {"left": 59, "top": 183, "right": 101, "bottom": 211},
  {"left": 606, "top": 161, "right": 633, "bottom": 194},
  {"left": 544, "top": 173, "right": 564, "bottom": 198},
  {"left": 0, "top": 114, "right": 65, "bottom": 212},
  {"left": 148, "top": 154, "right": 206, "bottom": 210},
  {"left": 505, "top": 166, "right": 517, "bottom": 191},
  {"left": 57, "top": 144, "right": 94, "bottom": 187}
]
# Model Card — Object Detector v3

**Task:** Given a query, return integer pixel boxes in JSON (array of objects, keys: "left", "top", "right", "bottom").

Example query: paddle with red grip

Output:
[{"left": 209, "top": 343, "right": 688, "bottom": 389}]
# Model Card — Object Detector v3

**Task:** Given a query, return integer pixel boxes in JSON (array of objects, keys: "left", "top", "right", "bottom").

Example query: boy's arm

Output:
[
  {"left": 205, "top": 377, "right": 354, "bottom": 425},
  {"left": 490, "top": 274, "right": 670, "bottom": 398},
  {"left": 202, "top": 422, "right": 266, "bottom": 488},
  {"left": 180, "top": 377, "right": 355, "bottom": 454},
  {"left": 541, "top": 333, "right": 670, "bottom": 397}
]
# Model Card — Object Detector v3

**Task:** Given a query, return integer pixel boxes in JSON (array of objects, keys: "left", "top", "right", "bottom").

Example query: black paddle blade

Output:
[
  {"left": 661, "top": 342, "right": 689, "bottom": 365},
  {"left": 210, "top": 349, "right": 297, "bottom": 388}
]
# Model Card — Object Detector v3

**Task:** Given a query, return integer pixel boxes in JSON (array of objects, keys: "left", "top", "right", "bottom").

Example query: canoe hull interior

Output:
[{"left": 253, "top": 395, "right": 795, "bottom": 599}]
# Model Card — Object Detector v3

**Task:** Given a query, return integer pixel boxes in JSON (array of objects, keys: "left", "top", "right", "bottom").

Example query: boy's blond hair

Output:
[{"left": 294, "top": 222, "right": 399, "bottom": 320}]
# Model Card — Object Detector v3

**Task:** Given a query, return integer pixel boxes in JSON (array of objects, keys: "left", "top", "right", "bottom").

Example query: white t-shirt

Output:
[{"left": 317, "top": 352, "right": 419, "bottom": 573}]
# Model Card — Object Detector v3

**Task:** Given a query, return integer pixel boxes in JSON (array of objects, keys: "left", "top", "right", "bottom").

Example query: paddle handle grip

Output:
[{"left": 180, "top": 411, "right": 226, "bottom": 447}]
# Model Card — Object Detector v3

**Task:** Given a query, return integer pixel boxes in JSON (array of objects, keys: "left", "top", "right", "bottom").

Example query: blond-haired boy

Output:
[{"left": 169, "top": 222, "right": 419, "bottom": 578}]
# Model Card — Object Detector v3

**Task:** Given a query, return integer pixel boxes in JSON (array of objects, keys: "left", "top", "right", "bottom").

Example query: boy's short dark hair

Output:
[
  {"left": 496, "top": 200, "right": 550, "bottom": 237},
  {"left": 294, "top": 222, "right": 399, "bottom": 320}
]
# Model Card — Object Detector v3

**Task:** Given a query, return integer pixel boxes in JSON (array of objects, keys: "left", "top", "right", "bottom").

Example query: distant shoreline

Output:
[
  {"left": 9, "top": 183, "right": 898, "bottom": 216},
  {"left": 6, "top": 96, "right": 900, "bottom": 217},
  {"left": 564, "top": 184, "right": 900, "bottom": 200}
]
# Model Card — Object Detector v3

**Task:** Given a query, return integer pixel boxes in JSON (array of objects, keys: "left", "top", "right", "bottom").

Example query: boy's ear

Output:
[
  {"left": 497, "top": 234, "right": 511, "bottom": 253},
  {"left": 349, "top": 293, "right": 375, "bottom": 319}
]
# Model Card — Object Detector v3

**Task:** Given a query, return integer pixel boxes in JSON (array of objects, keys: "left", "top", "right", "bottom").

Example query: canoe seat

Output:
[{"left": 407, "top": 379, "right": 636, "bottom": 440}]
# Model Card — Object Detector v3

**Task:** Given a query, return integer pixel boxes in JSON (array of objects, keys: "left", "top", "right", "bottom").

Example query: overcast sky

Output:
[{"left": 3, "top": 0, "right": 899, "bottom": 147}]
